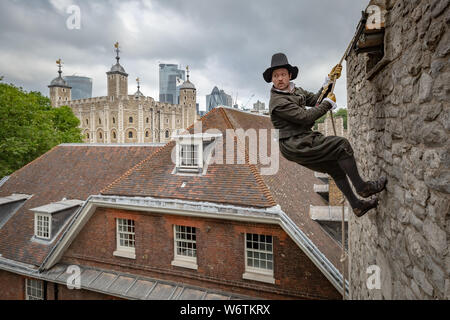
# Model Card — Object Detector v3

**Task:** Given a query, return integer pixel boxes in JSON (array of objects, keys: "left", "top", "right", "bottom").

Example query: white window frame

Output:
[
  {"left": 34, "top": 213, "right": 51, "bottom": 240},
  {"left": 242, "top": 233, "right": 275, "bottom": 284},
  {"left": 173, "top": 133, "right": 222, "bottom": 174},
  {"left": 25, "top": 278, "right": 44, "bottom": 300},
  {"left": 113, "top": 218, "right": 136, "bottom": 259},
  {"left": 171, "top": 225, "right": 198, "bottom": 270},
  {"left": 176, "top": 139, "right": 202, "bottom": 171}
]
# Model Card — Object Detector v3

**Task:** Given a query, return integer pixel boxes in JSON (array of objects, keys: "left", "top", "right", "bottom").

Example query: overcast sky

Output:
[{"left": 0, "top": 0, "right": 367, "bottom": 111}]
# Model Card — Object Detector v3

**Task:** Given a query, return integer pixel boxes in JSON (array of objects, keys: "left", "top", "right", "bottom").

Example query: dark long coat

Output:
[{"left": 269, "top": 85, "right": 354, "bottom": 179}]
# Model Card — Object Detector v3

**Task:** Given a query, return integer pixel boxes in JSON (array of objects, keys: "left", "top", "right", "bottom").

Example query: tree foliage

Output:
[{"left": 0, "top": 82, "right": 83, "bottom": 177}]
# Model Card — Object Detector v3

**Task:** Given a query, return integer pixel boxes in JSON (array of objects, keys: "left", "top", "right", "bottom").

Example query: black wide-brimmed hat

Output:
[{"left": 263, "top": 53, "right": 299, "bottom": 83}]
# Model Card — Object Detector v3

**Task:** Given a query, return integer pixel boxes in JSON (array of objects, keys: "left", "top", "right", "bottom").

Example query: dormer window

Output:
[
  {"left": 0, "top": 194, "right": 31, "bottom": 230},
  {"left": 180, "top": 144, "right": 199, "bottom": 167},
  {"left": 31, "top": 199, "right": 83, "bottom": 241},
  {"left": 173, "top": 132, "right": 222, "bottom": 175}
]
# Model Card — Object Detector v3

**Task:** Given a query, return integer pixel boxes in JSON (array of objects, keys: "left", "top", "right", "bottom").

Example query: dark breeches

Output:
[{"left": 279, "top": 135, "right": 354, "bottom": 180}]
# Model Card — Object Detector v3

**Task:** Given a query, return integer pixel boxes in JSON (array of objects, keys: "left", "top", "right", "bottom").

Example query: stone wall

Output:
[{"left": 346, "top": 0, "right": 449, "bottom": 299}]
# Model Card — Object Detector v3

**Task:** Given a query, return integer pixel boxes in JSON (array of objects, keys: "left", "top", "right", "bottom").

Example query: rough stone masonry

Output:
[{"left": 346, "top": 0, "right": 449, "bottom": 299}]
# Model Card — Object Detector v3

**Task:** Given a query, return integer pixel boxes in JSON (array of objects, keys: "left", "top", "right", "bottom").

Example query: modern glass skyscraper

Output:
[
  {"left": 159, "top": 64, "right": 185, "bottom": 104},
  {"left": 206, "top": 86, "right": 233, "bottom": 112},
  {"left": 63, "top": 76, "right": 93, "bottom": 100}
]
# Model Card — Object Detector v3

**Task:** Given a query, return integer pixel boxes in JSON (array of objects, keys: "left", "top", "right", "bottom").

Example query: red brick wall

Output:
[
  {"left": 0, "top": 270, "right": 25, "bottom": 299},
  {"left": 60, "top": 207, "right": 341, "bottom": 300}
]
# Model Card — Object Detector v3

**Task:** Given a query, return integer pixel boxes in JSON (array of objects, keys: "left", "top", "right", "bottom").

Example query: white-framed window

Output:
[
  {"left": 173, "top": 133, "right": 221, "bottom": 174},
  {"left": 34, "top": 213, "right": 51, "bottom": 240},
  {"left": 243, "top": 233, "right": 275, "bottom": 284},
  {"left": 113, "top": 218, "right": 136, "bottom": 259},
  {"left": 180, "top": 144, "right": 199, "bottom": 168},
  {"left": 171, "top": 225, "right": 198, "bottom": 270},
  {"left": 25, "top": 278, "right": 44, "bottom": 300}
]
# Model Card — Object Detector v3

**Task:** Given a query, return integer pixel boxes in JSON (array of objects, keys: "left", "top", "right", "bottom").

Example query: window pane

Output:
[
  {"left": 175, "top": 225, "right": 197, "bottom": 259},
  {"left": 246, "top": 233, "right": 274, "bottom": 271}
]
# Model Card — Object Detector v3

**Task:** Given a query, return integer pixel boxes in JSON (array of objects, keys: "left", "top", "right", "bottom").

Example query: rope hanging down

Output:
[{"left": 317, "top": 12, "right": 368, "bottom": 300}]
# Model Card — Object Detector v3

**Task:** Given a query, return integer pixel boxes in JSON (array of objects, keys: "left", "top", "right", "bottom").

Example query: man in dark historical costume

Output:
[{"left": 264, "top": 53, "right": 387, "bottom": 217}]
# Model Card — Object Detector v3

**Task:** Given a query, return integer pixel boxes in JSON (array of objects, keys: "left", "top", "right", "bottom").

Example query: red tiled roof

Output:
[
  {"left": 102, "top": 108, "right": 277, "bottom": 208},
  {"left": 0, "top": 144, "right": 161, "bottom": 266}
]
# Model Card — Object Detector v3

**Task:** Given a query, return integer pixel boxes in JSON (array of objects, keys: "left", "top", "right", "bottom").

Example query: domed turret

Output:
[
  {"left": 48, "top": 59, "right": 71, "bottom": 107},
  {"left": 179, "top": 66, "right": 197, "bottom": 129},
  {"left": 180, "top": 66, "right": 196, "bottom": 90},
  {"left": 49, "top": 59, "right": 70, "bottom": 89},
  {"left": 106, "top": 42, "right": 128, "bottom": 97},
  {"left": 134, "top": 77, "right": 144, "bottom": 97}
]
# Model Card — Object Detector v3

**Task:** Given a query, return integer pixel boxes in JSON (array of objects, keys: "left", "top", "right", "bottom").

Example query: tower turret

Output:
[
  {"left": 179, "top": 66, "right": 197, "bottom": 129},
  {"left": 106, "top": 42, "right": 128, "bottom": 97},
  {"left": 48, "top": 59, "right": 71, "bottom": 107}
]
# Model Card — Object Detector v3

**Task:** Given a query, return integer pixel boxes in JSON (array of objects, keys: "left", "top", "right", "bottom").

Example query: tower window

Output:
[
  {"left": 113, "top": 117, "right": 116, "bottom": 124},
  {"left": 86, "top": 132, "right": 90, "bottom": 139},
  {"left": 99, "top": 132, "right": 102, "bottom": 139},
  {"left": 145, "top": 131, "right": 149, "bottom": 138},
  {"left": 113, "top": 132, "right": 116, "bottom": 139},
  {"left": 129, "top": 117, "right": 133, "bottom": 123},
  {"left": 165, "top": 130, "right": 170, "bottom": 138},
  {"left": 86, "top": 119, "right": 89, "bottom": 125},
  {"left": 99, "top": 118, "right": 101, "bottom": 125},
  {"left": 129, "top": 131, "right": 133, "bottom": 138},
  {"left": 146, "top": 117, "right": 149, "bottom": 123}
]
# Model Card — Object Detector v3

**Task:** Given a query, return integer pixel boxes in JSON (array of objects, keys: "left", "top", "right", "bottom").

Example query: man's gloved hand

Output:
[
  {"left": 329, "top": 64, "right": 343, "bottom": 80},
  {"left": 323, "top": 93, "right": 338, "bottom": 110},
  {"left": 327, "top": 93, "right": 336, "bottom": 102}
]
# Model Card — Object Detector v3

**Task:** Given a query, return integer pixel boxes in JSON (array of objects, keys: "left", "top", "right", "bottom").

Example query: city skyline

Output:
[{"left": 0, "top": 0, "right": 367, "bottom": 111}]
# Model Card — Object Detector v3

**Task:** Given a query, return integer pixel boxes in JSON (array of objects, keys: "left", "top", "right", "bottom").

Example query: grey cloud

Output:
[{"left": 0, "top": 0, "right": 367, "bottom": 109}]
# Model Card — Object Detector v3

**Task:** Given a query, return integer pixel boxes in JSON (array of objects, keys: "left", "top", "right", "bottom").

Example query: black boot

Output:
[
  {"left": 337, "top": 156, "right": 388, "bottom": 198},
  {"left": 334, "top": 177, "right": 379, "bottom": 218},
  {"left": 357, "top": 177, "right": 388, "bottom": 198}
]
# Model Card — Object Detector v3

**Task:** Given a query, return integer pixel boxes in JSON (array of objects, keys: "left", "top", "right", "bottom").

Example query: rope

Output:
[{"left": 318, "top": 11, "right": 368, "bottom": 300}]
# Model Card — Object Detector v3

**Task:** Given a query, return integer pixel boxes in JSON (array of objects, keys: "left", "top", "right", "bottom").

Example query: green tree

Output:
[
  {"left": 0, "top": 82, "right": 83, "bottom": 177},
  {"left": 314, "top": 108, "right": 348, "bottom": 130}
]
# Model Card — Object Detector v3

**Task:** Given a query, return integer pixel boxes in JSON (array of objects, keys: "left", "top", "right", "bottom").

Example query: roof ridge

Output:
[
  {"left": 220, "top": 108, "right": 277, "bottom": 207},
  {"left": 100, "top": 142, "right": 173, "bottom": 194}
]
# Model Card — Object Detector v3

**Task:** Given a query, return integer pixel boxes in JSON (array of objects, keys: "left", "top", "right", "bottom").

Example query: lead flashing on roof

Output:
[{"left": 30, "top": 199, "right": 84, "bottom": 215}]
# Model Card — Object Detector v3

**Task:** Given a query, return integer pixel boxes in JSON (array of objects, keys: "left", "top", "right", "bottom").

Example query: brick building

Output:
[{"left": 0, "top": 107, "right": 347, "bottom": 300}]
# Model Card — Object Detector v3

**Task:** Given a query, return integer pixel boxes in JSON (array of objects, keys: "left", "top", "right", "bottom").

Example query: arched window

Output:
[
  {"left": 146, "top": 117, "right": 149, "bottom": 123},
  {"left": 86, "top": 132, "right": 90, "bottom": 139},
  {"left": 113, "top": 117, "right": 115, "bottom": 124},
  {"left": 165, "top": 130, "right": 169, "bottom": 138},
  {"left": 86, "top": 119, "right": 89, "bottom": 125},
  {"left": 99, "top": 118, "right": 101, "bottom": 125},
  {"left": 145, "top": 131, "right": 149, "bottom": 137},
  {"left": 99, "top": 132, "right": 102, "bottom": 139},
  {"left": 113, "top": 131, "right": 116, "bottom": 139},
  {"left": 129, "top": 116, "right": 133, "bottom": 123},
  {"left": 129, "top": 131, "right": 133, "bottom": 138}
]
